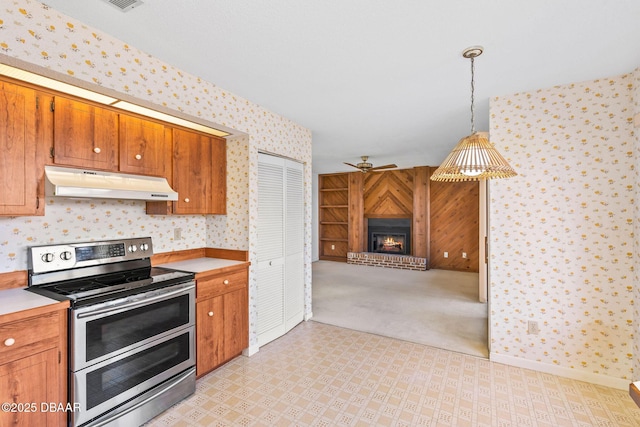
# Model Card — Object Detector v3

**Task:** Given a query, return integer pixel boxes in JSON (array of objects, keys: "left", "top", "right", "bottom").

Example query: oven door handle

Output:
[
  {"left": 84, "top": 367, "right": 195, "bottom": 427},
  {"left": 76, "top": 284, "right": 195, "bottom": 319}
]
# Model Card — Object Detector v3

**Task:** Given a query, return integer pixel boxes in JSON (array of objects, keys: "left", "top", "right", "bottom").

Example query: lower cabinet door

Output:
[
  {"left": 196, "top": 296, "right": 224, "bottom": 377},
  {"left": 223, "top": 288, "right": 249, "bottom": 358},
  {"left": 0, "top": 348, "right": 61, "bottom": 426}
]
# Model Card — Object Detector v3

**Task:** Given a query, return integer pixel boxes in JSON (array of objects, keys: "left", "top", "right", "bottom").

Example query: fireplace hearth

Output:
[{"left": 368, "top": 218, "right": 411, "bottom": 255}]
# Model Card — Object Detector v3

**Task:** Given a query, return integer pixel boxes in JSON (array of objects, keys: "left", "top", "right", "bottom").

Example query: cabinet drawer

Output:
[
  {"left": 0, "top": 312, "right": 59, "bottom": 358},
  {"left": 197, "top": 269, "right": 247, "bottom": 300}
]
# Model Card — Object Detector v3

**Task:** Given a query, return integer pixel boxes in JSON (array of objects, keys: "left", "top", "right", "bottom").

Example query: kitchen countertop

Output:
[
  {"left": 0, "top": 256, "right": 247, "bottom": 318},
  {"left": 160, "top": 257, "right": 247, "bottom": 273},
  {"left": 0, "top": 287, "right": 65, "bottom": 317}
]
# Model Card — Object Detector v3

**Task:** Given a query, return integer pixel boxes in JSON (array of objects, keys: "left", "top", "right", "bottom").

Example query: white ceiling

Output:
[{"left": 42, "top": 0, "right": 640, "bottom": 174}]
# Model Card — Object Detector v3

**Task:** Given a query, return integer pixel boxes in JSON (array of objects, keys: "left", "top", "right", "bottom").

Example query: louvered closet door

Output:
[
  {"left": 257, "top": 153, "right": 305, "bottom": 347},
  {"left": 285, "top": 162, "right": 304, "bottom": 330}
]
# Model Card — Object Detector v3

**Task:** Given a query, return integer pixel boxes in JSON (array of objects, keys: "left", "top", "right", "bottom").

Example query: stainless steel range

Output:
[{"left": 27, "top": 237, "right": 196, "bottom": 427}]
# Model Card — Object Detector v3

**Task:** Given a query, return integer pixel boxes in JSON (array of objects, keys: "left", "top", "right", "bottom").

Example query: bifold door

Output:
[{"left": 257, "top": 153, "right": 304, "bottom": 346}]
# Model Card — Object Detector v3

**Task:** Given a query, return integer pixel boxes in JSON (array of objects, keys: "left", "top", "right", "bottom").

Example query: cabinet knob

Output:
[
  {"left": 135, "top": 154, "right": 142, "bottom": 160},
  {"left": 4, "top": 338, "right": 15, "bottom": 347},
  {"left": 93, "top": 147, "right": 101, "bottom": 154},
  {"left": 208, "top": 311, "right": 214, "bottom": 317},
  {"left": 223, "top": 279, "right": 229, "bottom": 285},
  {"left": 184, "top": 198, "right": 190, "bottom": 203}
]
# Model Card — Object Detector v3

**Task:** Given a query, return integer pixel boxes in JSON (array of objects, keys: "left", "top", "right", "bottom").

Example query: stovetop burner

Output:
[
  {"left": 27, "top": 237, "right": 195, "bottom": 307},
  {"left": 28, "top": 265, "right": 194, "bottom": 307},
  {"left": 51, "top": 267, "right": 151, "bottom": 294}
]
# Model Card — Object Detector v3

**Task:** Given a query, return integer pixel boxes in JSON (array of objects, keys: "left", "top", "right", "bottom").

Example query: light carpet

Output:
[{"left": 311, "top": 261, "right": 488, "bottom": 358}]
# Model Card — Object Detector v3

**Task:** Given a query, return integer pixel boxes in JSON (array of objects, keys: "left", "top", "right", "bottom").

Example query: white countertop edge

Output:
[
  {"left": 0, "top": 287, "right": 64, "bottom": 317},
  {"left": 159, "top": 257, "right": 246, "bottom": 273}
]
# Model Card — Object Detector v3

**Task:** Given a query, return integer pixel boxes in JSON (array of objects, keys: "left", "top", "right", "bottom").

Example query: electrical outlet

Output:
[
  {"left": 444, "top": 252, "right": 448, "bottom": 258},
  {"left": 528, "top": 320, "right": 540, "bottom": 335},
  {"left": 462, "top": 252, "right": 467, "bottom": 259},
  {"left": 174, "top": 228, "right": 182, "bottom": 241},
  {"left": 331, "top": 244, "right": 335, "bottom": 250}
]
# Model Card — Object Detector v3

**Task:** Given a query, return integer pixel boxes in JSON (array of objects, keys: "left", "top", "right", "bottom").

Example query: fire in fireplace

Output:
[{"left": 367, "top": 218, "right": 411, "bottom": 255}]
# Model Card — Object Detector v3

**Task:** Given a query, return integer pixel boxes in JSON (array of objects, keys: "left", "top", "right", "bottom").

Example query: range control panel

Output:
[{"left": 29, "top": 237, "right": 153, "bottom": 274}]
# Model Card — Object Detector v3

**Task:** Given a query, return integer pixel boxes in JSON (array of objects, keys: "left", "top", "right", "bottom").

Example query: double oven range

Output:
[{"left": 27, "top": 237, "right": 196, "bottom": 427}]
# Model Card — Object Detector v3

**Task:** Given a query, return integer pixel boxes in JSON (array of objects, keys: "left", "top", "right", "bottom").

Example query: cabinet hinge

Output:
[
  {"left": 50, "top": 100, "right": 55, "bottom": 112},
  {"left": 58, "top": 351, "right": 61, "bottom": 364},
  {"left": 36, "top": 196, "right": 39, "bottom": 210},
  {"left": 50, "top": 147, "right": 55, "bottom": 158},
  {"left": 35, "top": 96, "right": 39, "bottom": 109}
]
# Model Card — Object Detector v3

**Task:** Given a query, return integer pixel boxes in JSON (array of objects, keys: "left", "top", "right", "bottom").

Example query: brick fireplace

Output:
[
  {"left": 347, "top": 252, "right": 427, "bottom": 271},
  {"left": 367, "top": 218, "right": 411, "bottom": 255},
  {"left": 347, "top": 217, "right": 426, "bottom": 270}
]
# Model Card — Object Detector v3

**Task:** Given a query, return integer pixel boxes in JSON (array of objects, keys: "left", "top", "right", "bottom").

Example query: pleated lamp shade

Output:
[{"left": 430, "top": 131, "right": 517, "bottom": 182}]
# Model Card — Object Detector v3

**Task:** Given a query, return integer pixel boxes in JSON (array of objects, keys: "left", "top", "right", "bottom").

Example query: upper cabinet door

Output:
[
  {"left": 209, "top": 135, "right": 226, "bottom": 215},
  {"left": 52, "top": 96, "right": 119, "bottom": 171},
  {"left": 119, "top": 114, "right": 170, "bottom": 177},
  {"left": 171, "top": 128, "right": 226, "bottom": 215},
  {"left": 0, "top": 81, "right": 48, "bottom": 216},
  {"left": 172, "top": 128, "right": 213, "bottom": 215}
]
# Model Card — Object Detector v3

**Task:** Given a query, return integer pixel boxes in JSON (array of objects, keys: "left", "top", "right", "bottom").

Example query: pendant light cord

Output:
[{"left": 470, "top": 55, "right": 475, "bottom": 134}]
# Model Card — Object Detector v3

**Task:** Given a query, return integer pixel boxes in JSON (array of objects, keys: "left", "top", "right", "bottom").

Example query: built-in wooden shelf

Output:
[{"left": 319, "top": 173, "right": 350, "bottom": 261}]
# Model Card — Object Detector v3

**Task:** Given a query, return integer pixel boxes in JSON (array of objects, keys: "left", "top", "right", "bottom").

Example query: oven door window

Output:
[
  {"left": 86, "top": 333, "right": 190, "bottom": 410},
  {"left": 86, "top": 293, "right": 190, "bottom": 361}
]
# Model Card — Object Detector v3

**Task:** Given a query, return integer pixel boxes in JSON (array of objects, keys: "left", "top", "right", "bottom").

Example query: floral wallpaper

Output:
[
  {"left": 489, "top": 72, "right": 637, "bottom": 382},
  {"left": 0, "top": 0, "right": 313, "bottom": 352},
  {"left": 633, "top": 68, "right": 640, "bottom": 381}
]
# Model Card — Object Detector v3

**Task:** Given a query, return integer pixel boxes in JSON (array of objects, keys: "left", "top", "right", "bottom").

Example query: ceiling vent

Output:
[{"left": 101, "top": 0, "right": 144, "bottom": 12}]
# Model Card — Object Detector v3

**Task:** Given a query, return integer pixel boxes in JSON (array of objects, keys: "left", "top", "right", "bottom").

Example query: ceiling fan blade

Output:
[
  {"left": 344, "top": 162, "right": 362, "bottom": 170},
  {"left": 370, "top": 164, "right": 398, "bottom": 171}
]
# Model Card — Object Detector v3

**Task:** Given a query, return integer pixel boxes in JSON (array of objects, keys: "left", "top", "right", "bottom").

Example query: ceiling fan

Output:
[{"left": 344, "top": 156, "right": 397, "bottom": 173}]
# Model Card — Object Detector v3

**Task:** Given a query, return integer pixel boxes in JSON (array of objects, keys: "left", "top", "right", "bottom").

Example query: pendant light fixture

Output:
[{"left": 430, "top": 46, "right": 517, "bottom": 182}]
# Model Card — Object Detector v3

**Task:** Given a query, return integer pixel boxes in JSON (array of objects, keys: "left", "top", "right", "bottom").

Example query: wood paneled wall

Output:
[
  {"left": 355, "top": 168, "right": 429, "bottom": 261},
  {"left": 429, "top": 167, "right": 479, "bottom": 272},
  {"left": 363, "top": 170, "right": 414, "bottom": 216},
  {"left": 412, "top": 167, "right": 430, "bottom": 259},
  {"left": 348, "top": 172, "right": 365, "bottom": 253},
  {"left": 322, "top": 166, "right": 478, "bottom": 272}
]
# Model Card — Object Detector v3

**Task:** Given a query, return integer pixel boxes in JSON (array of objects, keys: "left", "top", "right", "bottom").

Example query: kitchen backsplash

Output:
[{"left": 0, "top": 135, "right": 251, "bottom": 272}]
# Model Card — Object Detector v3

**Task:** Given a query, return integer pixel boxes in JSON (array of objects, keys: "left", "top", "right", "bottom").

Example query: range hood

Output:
[{"left": 45, "top": 166, "right": 178, "bottom": 201}]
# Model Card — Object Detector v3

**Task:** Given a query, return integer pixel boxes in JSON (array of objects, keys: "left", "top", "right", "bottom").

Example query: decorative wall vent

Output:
[{"left": 100, "top": 0, "right": 143, "bottom": 12}]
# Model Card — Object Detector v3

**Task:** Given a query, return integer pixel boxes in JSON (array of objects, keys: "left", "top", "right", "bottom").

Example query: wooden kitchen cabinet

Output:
[
  {"left": 119, "top": 114, "right": 171, "bottom": 177},
  {"left": 147, "top": 127, "right": 226, "bottom": 215},
  {"left": 195, "top": 264, "right": 248, "bottom": 377},
  {"left": 0, "top": 80, "right": 50, "bottom": 216},
  {"left": 0, "top": 305, "right": 68, "bottom": 427},
  {"left": 52, "top": 95, "right": 119, "bottom": 171}
]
